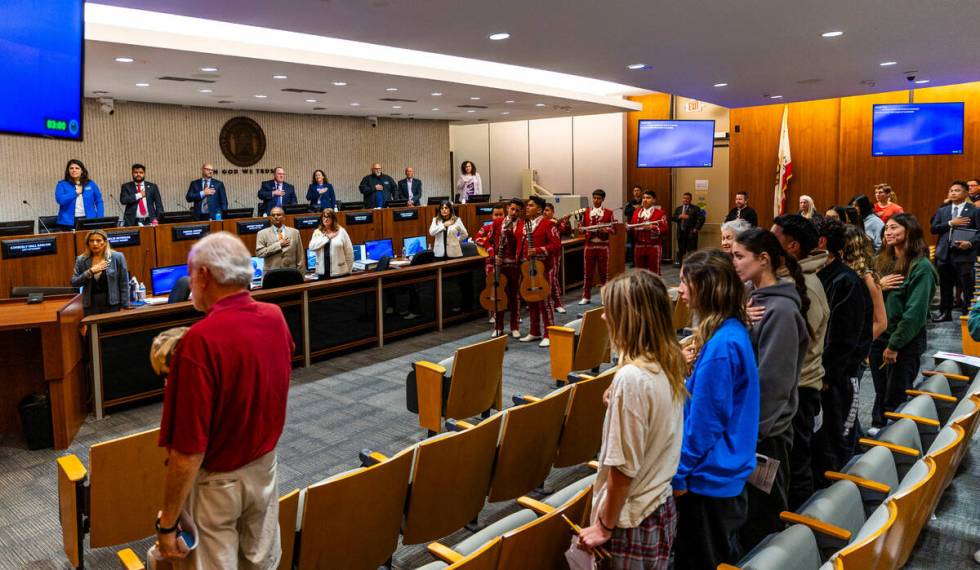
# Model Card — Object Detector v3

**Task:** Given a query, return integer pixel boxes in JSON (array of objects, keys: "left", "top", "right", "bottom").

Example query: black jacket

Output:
[
  {"left": 724, "top": 205, "right": 758, "bottom": 226},
  {"left": 258, "top": 180, "right": 298, "bottom": 215},
  {"left": 817, "top": 258, "right": 872, "bottom": 384},
  {"left": 185, "top": 178, "right": 228, "bottom": 219},
  {"left": 358, "top": 173, "right": 397, "bottom": 207},
  {"left": 672, "top": 204, "right": 705, "bottom": 233},
  {"left": 119, "top": 181, "right": 164, "bottom": 226},
  {"left": 930, "top": 201, "right": 980, "bottom": 264}
]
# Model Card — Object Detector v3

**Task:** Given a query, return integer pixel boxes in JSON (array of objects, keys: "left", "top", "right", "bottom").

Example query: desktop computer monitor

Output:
[
  {"left": 402, "top": 235, "right": 427, "bottom": 256},
  {"left": 352, "top": 244, "right": 367, "bottom": 262},
  {"left": 365, "top": 238, "right": 394, "bottom": 260},
  {"left": 0, "top": 220, "right": 36, "bottom": 236},
  {"left": 306, "top": 250, "right": 317, "bottom": 272},
  {"left": 150, "top": 264, "right": 189, "bottom": 296},
  {"left": 76, "top": 216, "right": 119, "bottom": 230},
  {"left": 250, "top": 256, "right": 264, "bottom": 283}
]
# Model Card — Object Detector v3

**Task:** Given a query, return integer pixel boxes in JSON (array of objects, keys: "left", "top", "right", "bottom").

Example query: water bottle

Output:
[
  {"left": 215, "top": 211, "right": 223, "bottom": 221},
  {"left": 129, "top": 276, "right": 139, "bottom": 303},
  {"left": 138, "top": 282, "right": 147, "bottom": 303}
]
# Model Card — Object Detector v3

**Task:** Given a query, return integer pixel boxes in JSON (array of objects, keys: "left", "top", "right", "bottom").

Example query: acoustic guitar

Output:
[
  {"left": 519, "top": 219, "right": 551, "bottom": 302},
  {"left": 479, "top": 222, "right": 509, "bottom": 312}
]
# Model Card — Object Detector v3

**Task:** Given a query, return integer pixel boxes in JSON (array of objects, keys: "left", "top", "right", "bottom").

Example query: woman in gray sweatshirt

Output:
[{"left": 731, "top": 227, "right": 810, "bottom": 553}]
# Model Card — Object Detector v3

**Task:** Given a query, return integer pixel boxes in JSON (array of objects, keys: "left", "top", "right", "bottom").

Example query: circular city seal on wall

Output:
[{"left": 219, "top": 116, "right": 266, "bottom": 167}]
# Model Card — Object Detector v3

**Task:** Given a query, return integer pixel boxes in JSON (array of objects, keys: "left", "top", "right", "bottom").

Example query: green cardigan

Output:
[
  {"left": 968, "top": 298, "right": 980, "bottom": 341},
  {"left": 882, "top": 257, "right": 938, "bottom": 351}
]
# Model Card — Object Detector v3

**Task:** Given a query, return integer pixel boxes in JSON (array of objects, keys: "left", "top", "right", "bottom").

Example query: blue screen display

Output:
[
  {"left": 250, "top": 256, "right": 264, "bottom": 282},
  {"left": 365, "top": 238, "right": 393, "bottom": 260},
  {"left": 306, "top": 250, "right": 317, "bottom": 271},
  {"left": 151, "top": 265, "right": 189, "bottom": 296},
  {"left": 872, "top": 103, "right": 965, "bottom": 156},
  {"left": 637, "top": 120, "right": 715, "bottom": 168},
  {"left": 402, "top": 235, "right": 427, "bottom": 256},
  {"left": 0, "top": 0, "right": 83, "bottom": 139}
]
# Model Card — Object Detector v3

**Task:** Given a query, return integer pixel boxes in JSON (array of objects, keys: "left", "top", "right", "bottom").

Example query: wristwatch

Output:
[{"left": 155, "top": 517, "right": 179, "bottom": 534}]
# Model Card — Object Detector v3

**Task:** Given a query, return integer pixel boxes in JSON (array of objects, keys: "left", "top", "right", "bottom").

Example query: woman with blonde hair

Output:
[
  {"left": 71, "top": 229, "right": 130, "bottom": 315},
  {"left": 577, "top": 269, "right": 686, "bottom": 569},
  {"left": 798, "top": 195, "right": 820, "bottom": 221}
]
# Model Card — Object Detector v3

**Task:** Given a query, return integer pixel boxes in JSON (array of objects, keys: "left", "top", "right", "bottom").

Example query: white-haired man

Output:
[{"left": 155, "top": 232, "right": 293, "bottom": 568}]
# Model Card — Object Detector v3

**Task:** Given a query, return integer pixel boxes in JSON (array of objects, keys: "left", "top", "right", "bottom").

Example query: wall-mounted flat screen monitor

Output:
[
  {"left": 151, "top": 264, "right": 189, "bottom": 296},
  {"left": 637, "top": 120, "right": 715, "bottom": 168},
  {"left": 402, "top": 235, "right": 427, "bottom": 256},
  {"left": 365, "top": 238, "right": 394, "bottom": 260},
  {"left": 0, "top": 0, "right": 83, "bottom": 140},
  {"left": 872, "top": 102, "right": 965, "bottom": 156}
]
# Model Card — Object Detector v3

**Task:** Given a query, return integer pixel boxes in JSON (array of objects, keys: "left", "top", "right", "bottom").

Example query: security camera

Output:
[
  {"left": 366, "top": 116, "right": 378, "bottom": 128},
  {"left": 98, "top": 98, "right": 115, "bottom": 115},
  {"left": 905, "top": 72, "right": 917, "bottom": 83}
]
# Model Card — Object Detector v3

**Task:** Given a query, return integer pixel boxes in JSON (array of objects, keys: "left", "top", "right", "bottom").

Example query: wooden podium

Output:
[{"left": 0, "top": 295, "right": 86, "bottom": 449}]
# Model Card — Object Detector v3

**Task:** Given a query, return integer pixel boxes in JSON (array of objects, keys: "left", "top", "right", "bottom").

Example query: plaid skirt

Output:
[{"left": 603, "top": 496, "right": 677, "bottom": 570}]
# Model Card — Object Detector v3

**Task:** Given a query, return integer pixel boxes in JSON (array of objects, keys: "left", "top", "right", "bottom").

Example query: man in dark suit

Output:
[
  {"left": 724, "top": 191, "right": 758, "bottom": 226},
  {"left": 930, "top": 180, "right": 980, "bottom": 322},
  {"left": 397, "top": 167, "right": 423, "bottom": 206},
  {"left": 185, "top": 162, "right": 228, "bottom": 220},
  {"left": 120, "top": 163, "right": 164, "bottom": 226},
  {"left": 359, "top": 163, "right": 397, "bottom": 208},
  {"left": 672, "top": 192, "right": 705, "bottom": 263},
  {"left": 258, "top": 167, "right": 297, "bottom": 215}
]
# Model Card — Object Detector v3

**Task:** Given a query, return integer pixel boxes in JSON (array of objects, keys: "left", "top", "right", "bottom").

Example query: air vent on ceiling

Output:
[
  {"left": 218, "top": 100, "right": 233, "bottom": 104},
  {"left": 796, "top": 78, "right": 823, "bottom": 85},
  {"left": 457, "top": 104, "right": 488, "bottom": 109},
  {"left": 92, "top": 90, "right": 109, "bottom": 95},
  {"left": 379, "top": 97, "right": 417, "bottom": 103},
  {"left": 313, "top": 107, "right": 327, "bottom": 111},
  {"left": 282, "top": 88, "right": 327, "bottom": 94},
  {"left": 391, "top": 113, "right": 403, "bottom": 116},
  {"left": 157, "top": 76, "right": 217, "bottom": 84}
]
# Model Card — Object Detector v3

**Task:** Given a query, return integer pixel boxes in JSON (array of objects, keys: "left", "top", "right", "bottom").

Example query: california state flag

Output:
[{"left": 773, "top": 105, "right": 792, "bottom": 217}]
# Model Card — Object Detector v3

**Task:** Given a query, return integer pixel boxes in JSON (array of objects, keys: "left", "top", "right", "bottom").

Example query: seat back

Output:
[
  {"left": 57, "top": 455, "right": 87, "bottom": 568},
  {"left": 796, "top": 480, "right": 866, "bottom": 552},
  {"left": 495, "top": 486, "right": 592, "bottom": 570},
  {"left": 876, "top": 418, "right": 922, "bottom": 479},
  {"left": 167, "top": 276, "right": 191, "bottom": 303},
  {"left": 296, "top": 447, "right": 414, "bottom": 569},
  {"left": 89, "top": 428, "right": 168, "bottom": 548},
  {"left": 403, "top": 414, "right": 503, "bottom": 544},
  {"left": 571, "top": 307, "right": 610, "bottom": 372},
  {"left": 554, "top": 370, "right": 614, "bottom": 468},
  {"left": 737, "top": 524, "right": 822, "bottom": 570},
  {"left": 488, "top": 386, "right": 573, "bottom": 502},
  {"left": 949, "top": 395, "right": 980, "bottom": 450},
  {"left": 448, "top": 538, "right": 502, "bottom": 569},
  {"left": 830, "top": 501, "right": 897, "bottom": 570},
  {"left": 881, "top": 457, "right": 937, "bottom": 569},
  {"left": 277, "top": 489, "right": 300, "bottom": 570},
  {"left": 671, "top": 292, "right": 691, "bottom": 331},
  {"left": 894, "top": 394, "right": 941, "bottom": 450},
  {"left": 445, "top": 335, "right": 507, "bottom": 420},
  {"left": 924, "top": 424, "right": 966, "bottom": 507},
  {"left": 262, "top": 268, "right": 304, "bottom": 289}
]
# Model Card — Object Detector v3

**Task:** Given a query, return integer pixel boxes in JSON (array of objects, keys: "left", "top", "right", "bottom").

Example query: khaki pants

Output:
[{"left": 178, "top": 452, "right": 281, "bottom": 570}]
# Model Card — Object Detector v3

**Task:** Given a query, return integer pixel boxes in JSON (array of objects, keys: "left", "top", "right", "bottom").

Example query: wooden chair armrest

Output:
[
  {"left": 587, "top": 460, "right": 599, "bottom": 470},
  {"left": 117, "top": 548, "right": 145, "bottom": 570},
  {"left": 516, "top": 496, "right": 555, "bottom": 515},
  {"left": 57, "top": 455, "right": 87, "bottom": 482},
  {"left": 427, "top": 542, "right": 464, "bottom": 563},
  {"left": 779, "top": 512, "right": 852, "bottom": 541},
  {"left": 858, "top": 438, "right": 920, "bottom": 457},
  {"left": 446, "top": 419, "right": 475, "bottom": 431},
  {"left": 906, "top": 389, "right": 958, "bottom": 403},
  {"left": 416, "top": 361, "right": 448, "bottom": 433},
  {"left": 884, "top": 412, "right": 941, "bottom": 427},
  {"left": 717, "top": 565, "right": 741, "bottom": 570},
  {"left": 922, "top": 370, "right": 970, "bottom": 382},
  {"left": 824, "top": 471, "right": 891, "bottom": 494},
  {"left": 358, "top": 449, "right": 388, "bottom": 467},
  {"left": 547, "top": 326, "right": 577, "bottom": 335}
]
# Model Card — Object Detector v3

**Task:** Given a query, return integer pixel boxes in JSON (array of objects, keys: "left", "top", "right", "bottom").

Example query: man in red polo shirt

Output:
[{"left": 155, "top": 232, "right": 293, "bottom": 569}]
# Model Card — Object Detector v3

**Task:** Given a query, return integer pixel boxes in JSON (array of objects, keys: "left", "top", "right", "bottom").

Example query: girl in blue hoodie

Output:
[{"left": 672, "top": 249, "right": 760, "bottom": 570}]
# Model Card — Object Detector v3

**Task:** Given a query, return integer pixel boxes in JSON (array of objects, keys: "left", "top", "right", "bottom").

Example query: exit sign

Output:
[{"left": 686, "top": 100, "right": 703, "bottom": 112}]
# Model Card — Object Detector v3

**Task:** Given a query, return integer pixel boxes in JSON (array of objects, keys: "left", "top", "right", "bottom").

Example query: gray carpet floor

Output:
[{"left": 0, "top": 265, "right": 977, "bottom": 569}]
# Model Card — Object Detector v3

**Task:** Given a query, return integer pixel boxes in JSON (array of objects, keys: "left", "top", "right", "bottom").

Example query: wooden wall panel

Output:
[
  {"left": 626, "top": 94, "right": 672, "bottom": 209},
  {"left": 0, "top": 232, "right": 76, "bottom": 295}
]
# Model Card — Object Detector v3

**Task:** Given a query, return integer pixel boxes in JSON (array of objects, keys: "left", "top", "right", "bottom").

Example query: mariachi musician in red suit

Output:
[
  {"left": 483, "top": 199, "right": 525, "bottom": 339},
  {"left": 474, "top": 204, "right": 506, "bottom": 276},
  {"left": 630, "top": 189, "right": 669, "bottom": 275},
  {"left": 516, "top": 195, "right": 562, "bottom": 347},
  {"left": 578, "top": 188, "right": 616, "bottom": 305},
  {"left": 543, "top": 202, "right": 569, "bottom": 314}
]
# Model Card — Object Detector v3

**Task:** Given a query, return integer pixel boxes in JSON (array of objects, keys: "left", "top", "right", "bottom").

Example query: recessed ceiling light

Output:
[
  {"left": 535, "top": 103, "right": 546, "bottom": 107},
  {"left": 501, "top": 112, "right": 510, "bottom": 115},
  {"left": 199, "top": 88, "right": 213, "bottom": 93},
  {"left": 488, "top": 32, "right": 511, "bottom": 41},
  {"left": 467, "top": 110, "right": 476, "bottom": 113},
  {"left": 333, "top": 81, "right": 347, "bottom": 86},
  {"left": 431, "top": 92, "right": 443, "bottom": 96},
  {"left": 254, "top": 94, "right": 268, "bottom": 98},
  {"left": 431, "top": 108, "right": 440, "bottom": 111},
  {"left": 915, "top": 79, "right": 930, "bottom": 84},
  {"left": 273, "top": 74, "right": 288, "bottom": 79},
  {"left": 392, "top": 105, "right": 402, "bottom": 109},
  {"left": 350, "top": 102, "right": 360, "bottom": 106},
  {"left": 114, "top": 57, "right": 134, "bottom": 63},
  {"left": 627, "top": 63, "right": 648, "bottom": 70},
  {"left": 470, "top": 96, "right": 481, "bottom": 100},
  {"left": 880, "top": 61, "right": 897, "bottom": 66},
  {"left": 769, "top": 95, "right": 783, "bottom": 99},
  {"left": 200, "top": 67, "right": 218, "bottom": 72},
  {"left": 714, "top": 83, "right": 728, "bottom": 87},
  {"left": 505, "top": 100, "right": 515, "bottom": 103},
  {"left": 305, "top": 98, "right": 318, "bottom": 103},
  {"left": 821, "top": 31, "right": 844, "bottom": 38},
  {"left": 386, "top": 87, "right": 399, "bottom": 92},
  {"left": 135, "top": 82, "right": 150, "bottom": 87}
]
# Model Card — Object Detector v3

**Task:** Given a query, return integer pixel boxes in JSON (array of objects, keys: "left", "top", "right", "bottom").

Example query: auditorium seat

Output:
[
  {"left": 409, "top": 335, "right": 506, "bottom": 434},
  {"left": 827, "top": 446, "right": 898, "bottom": 516},
  {"left": 718, "top": 524, "right": 824, "bottom": 570},
  {"left": 858, "top": 418, "right": 922, "bottom": 479},
  {"left": 923, "top": 424, "right": 967, "bottom": 503},
  {"left": 823, "top": 501, "right": 897, "bottom": 570},
  {"left": 906, "top": 375, "right": 958, "bottom": 423},
  {"left": 886, "top": 394, "right": 941, "bottom": 450},
  {"left": 671, "top": 288, "right": 691, "bottom": 331},
  {"left": 416, "top": 538, "right": 502, "bottom": 570},
  {"left": 878, "top": 457, "right": 938, "bottom": 569},
  {"left": 546, "top": 307, "right": 609, "bottom": 386},
  {"left": 262, "top": 268, "right": 304, "bottom": 289},
  {"left": 780, "top": 480, "right": 867, "bottom": 556}
]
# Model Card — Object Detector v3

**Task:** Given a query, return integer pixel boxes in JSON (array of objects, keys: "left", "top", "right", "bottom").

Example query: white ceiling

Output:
[{"left": 88, "top": 0, "right": 980, "bottom": 111}]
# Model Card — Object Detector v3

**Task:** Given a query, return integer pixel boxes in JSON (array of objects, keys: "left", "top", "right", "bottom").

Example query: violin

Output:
[{"left": 519, "top": 218, "right": 551, "bottom": 303}]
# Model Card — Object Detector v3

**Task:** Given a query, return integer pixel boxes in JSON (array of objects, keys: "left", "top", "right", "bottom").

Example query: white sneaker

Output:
[
  {"left": 491, "top": 330, "right": 502, "bottom": 338},
  {"left": 578, "top": 298, "right": 591, "bottom": 305},
  {"left": 519, "top": 334, "right": 542, "bottom": 342},
  {"left": 489, "top": 316, "right": 496, "bottom": 323},
  {"left": 539, "top": 338, "right": 551, "bottom": 347},
  {"left": 867, "top": 427, "right": 881, "bottom": 437},
  {"left": 403, "top": 312, "right": 418, "bottom": 320},
  {"left": 973, "top": 549, "right": 980, "bottom": 564},
  {"left": 556, "top": 306, "right": 567, "bottom": 314},
  {"left": 511, "top": 330, "right": 521, "bottom": 338}
]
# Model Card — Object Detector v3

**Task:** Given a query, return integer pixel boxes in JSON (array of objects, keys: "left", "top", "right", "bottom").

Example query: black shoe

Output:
[{"left": 932, "top": 311, "right": 952, "bottom": 323}]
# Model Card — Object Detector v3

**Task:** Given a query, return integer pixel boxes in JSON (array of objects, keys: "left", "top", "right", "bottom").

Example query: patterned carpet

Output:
[{"left": 0, "top": 266, "right": 977, "bottom": 569}]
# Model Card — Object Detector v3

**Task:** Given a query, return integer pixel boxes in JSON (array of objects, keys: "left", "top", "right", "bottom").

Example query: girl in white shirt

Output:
[
  {"left": 429, "top": 201, "right": 468, "bottom": 258},
  {"left": 308, "top": 209, "right": 353, "bottom": 279},
  {"left": 577, "top": 269, "right": 687, "bottom": 569},
  {"left": 455, "top": 161, "right": 482, "bottom": 203}
]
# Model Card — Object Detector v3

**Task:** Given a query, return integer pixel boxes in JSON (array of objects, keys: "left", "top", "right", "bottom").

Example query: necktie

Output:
[
  {"left": 137, "top": 183, "right": 147, "bottom": 216},
  {"left": 276, "top": 184, "right": 283, "bottom": 207},
  {"left": 201, "top": 180, "right": 209, "bottom": 214},
  {"left": 277, "top": 227, "right": 284, "bottom": 240}
]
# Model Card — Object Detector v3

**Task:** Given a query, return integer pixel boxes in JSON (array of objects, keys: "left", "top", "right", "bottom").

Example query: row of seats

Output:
[{"left": 722, "top": 357, "right": 980, "bottom": 570}]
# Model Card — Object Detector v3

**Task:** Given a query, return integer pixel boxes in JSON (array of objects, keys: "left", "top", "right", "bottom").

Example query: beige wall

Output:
[
  {"left": 0, "top": 98, "right": 451, "bottom": 223},
  {"left": 673, "top": 97, "right": 731, "bottom": 248}
]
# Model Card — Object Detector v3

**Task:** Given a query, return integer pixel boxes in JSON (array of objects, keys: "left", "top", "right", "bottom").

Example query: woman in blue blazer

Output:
[
  {"left": 307, "top": 169, "right": 337, "bottom": 211},
  {"left": 71, "top": 229, "right": 130, "bottom": 315},
  {"left": 55, "top": 159, "right": 104, "bottom": 230}
]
